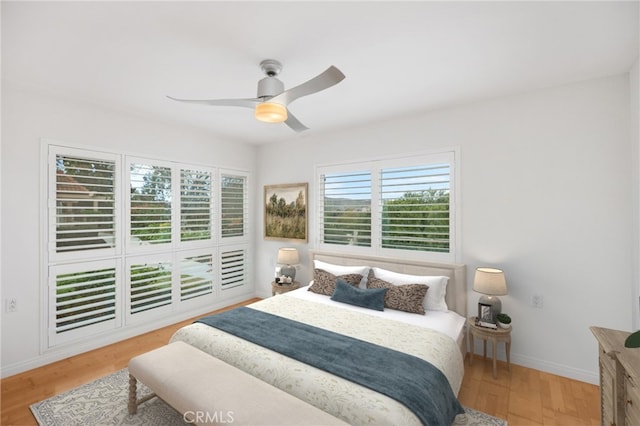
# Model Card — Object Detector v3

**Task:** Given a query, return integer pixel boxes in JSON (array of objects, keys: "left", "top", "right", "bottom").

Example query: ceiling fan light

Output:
[{"left": 255, "top": 102, "right": 287, "bottom": 123}]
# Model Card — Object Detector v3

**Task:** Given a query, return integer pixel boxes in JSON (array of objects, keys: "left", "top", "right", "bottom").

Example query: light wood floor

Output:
[
  {"left": 458, "top": 354, "right": 600, "bottom": 425},
  {"left": 2, "top": 298, "right": 600, "bottom": 426}
]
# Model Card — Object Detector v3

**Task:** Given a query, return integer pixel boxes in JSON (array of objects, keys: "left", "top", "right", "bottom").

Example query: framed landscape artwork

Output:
[{"left": 264, "top": 182, "right": 308, "bottom": 242}]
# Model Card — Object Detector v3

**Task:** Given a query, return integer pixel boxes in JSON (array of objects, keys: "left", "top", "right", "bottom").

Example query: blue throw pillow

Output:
[{"left": 331, "top": 278, "right": 387, "bottom": 311}]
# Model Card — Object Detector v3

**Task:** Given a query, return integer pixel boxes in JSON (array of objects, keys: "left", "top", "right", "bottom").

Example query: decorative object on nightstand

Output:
[
  {"left": 277, "top": 248, "right": 299, "bottom": 282},
  {"left": 496, "top": 313, "right": 512, "bottom": 329},
  {"left": 468, "top": 316, "right": 512, "bottom": 379},
  {"left": 473, "top": 267, "right": 507, "bottom": 324},
  {"left": 271, "top": 280, "right": 300, "bottom": 296}
]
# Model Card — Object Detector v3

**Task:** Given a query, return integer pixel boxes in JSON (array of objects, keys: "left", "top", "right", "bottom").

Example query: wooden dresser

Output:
[{"left": 591, "top": 326, "right": 640, "bottom": 426}]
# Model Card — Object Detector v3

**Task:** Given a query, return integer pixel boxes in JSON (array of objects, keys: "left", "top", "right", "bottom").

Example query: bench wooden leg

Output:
[
  {"left": 128, "top": 374, "right": 138, "bottom": 415},
  {"left": 128, "top": 373, "right": 158, "bottom": 415}
]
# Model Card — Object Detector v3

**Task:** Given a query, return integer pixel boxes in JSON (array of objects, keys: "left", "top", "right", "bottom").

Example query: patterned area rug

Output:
[{"left": 31, "top": 369, "right": 507, "bottom": 425}]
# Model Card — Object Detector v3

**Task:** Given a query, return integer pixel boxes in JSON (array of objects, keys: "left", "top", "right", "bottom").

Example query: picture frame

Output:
[
  {"left": 264, "top": 182, "right": 308, "bottom": 242},
  {"left": 478, "top": 302, "right": 494, "bottom": 324}
]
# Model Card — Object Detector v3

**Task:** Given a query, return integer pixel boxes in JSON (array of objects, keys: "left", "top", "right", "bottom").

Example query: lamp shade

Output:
[
  {"left": 277, "top": 248, "right": 299, "bottom": 265},
  {"left": 255, "top": 102, "right": 287, "bottom": 123},
  {"left": 473, "top": 267, "right": 507, "bottom": 296}
]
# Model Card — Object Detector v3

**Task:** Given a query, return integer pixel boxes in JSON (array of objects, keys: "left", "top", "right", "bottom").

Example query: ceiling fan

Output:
[{"left": 168, "top": 59, "right": 345, "bottom": 132}]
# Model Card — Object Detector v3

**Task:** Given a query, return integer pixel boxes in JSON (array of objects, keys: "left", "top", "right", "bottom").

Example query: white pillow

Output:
[
  {"left": 313, "top": 260, "right": 370, "bottom": 288},
  {"left": 370, "top": 267, "right": 449, "bottom": 312}
]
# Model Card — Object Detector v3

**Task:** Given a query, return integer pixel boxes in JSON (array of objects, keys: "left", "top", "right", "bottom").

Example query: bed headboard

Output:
[{"left": 309, "top": 250, "right": 467, "bottom": 318}]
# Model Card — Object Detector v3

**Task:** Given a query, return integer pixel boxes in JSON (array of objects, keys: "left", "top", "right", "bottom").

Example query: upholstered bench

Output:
[{"left": 128, "top": 341, "right": 347, "bottom": 426}]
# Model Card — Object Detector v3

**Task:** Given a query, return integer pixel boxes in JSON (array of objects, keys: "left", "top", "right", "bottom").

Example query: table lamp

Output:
[
  {"left": 473, "top": 267, "right": 507, "bottom": 323},
  {"left": 277, "top": 248, "right": 299, "bottom": 282}
]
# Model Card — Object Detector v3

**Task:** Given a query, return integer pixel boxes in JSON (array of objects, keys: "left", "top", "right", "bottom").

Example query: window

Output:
[
  {"left": 220, "top": 247, "right": 248, "bottom": 289},
  {"left": 129, "top": 161, "right": 173, "bottom": 245},
  {"left": 220, "top": 173, "right": 247, "bottom": 239},
  {"left": 181, "top": 169, "right": 213, "bottom": 242},
  {"left": 380, "top": 164, "right": 451, "bottom": 253},
  {"left": 219, "top": 172, "right": 249, "bottom": 292},
  {"left": 317, "top": 151, "right": 457, "bottom": 261},
  {"left": 51, "top": 149, "right": 118, "bottom": 260},
  {"left": 46, "top": 143, "right": 249, "bottom": 348},
  {"left": 128, "top": 256, "right": 173, "bottom": 316},
  {"left": 320, "top": 171, "right": 372, "bottom": 247},
  {"left": 48, "top": 260, "right": 120, "bottom": 345},
  {"left": 180, "top": 253, "right": 214, "bottom": 301}
]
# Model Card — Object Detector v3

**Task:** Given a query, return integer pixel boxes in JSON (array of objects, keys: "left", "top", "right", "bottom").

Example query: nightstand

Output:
[
  {"left": 467, "top": 316, "right": 511, "bottom": 379},
  {"left": 271, "top": 280, "right": 300, "bottom": 296}
]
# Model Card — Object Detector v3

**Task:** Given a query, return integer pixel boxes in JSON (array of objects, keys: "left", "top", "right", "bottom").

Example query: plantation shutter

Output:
[
  {"left": 317, "top": 151, "right": 457, "bottom": 261},
  {"left": 46, "top": 142, "right": 254, "bottom": 349},
  {"left": 220, "top": 248, "right": 246, "bottom": 289},
  {"left": 53, "top": 153, "right": 116, "bottom": 254},
  {"left": 54, "top": 267, "right": 116, "bottom": 332},
  {"left": 220, "top": 173, "right": 247, "bottom": 238},
  {"left": 48, "top": 260, "right": 119, "bottom": 346},
  {"left": 180, "top": 253, "right": 214, "bottom": 301},
  {"left": 180, "top": 168, "right": 213, "bottom": 242},
  {"left": 319, "top": 171, "right": 372, "bottom": 247},
  {"left": 380, "top": 164, "right": 451, "bottom": 253},
  {"left": 129, "top": 162, "right": 172, "bottom": 245},
  {"left": 128, "top": 259, "right": 172, "bottom": 316}
]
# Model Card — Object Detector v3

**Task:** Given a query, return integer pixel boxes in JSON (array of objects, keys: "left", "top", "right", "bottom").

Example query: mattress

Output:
[{"left": 171, "top": 292, "right": 465, "bottom": 425}]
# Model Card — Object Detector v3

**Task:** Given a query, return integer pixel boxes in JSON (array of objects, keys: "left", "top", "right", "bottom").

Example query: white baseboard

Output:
[
  {"left": 469, "top": 346, "right": 598, "bottom": 385},
  {"left": 510, "top": 353, "right": 598, "bottom": 385},
  {"left": 1, "top": 293, "right": 254, "bottom": 379}
]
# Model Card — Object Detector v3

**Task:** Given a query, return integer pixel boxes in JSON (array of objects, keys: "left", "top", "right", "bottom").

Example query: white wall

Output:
[
  {"left": 2, "top": 73, "right": 634, "bottom": 383},
  {"left": 256, "top": 74, "right": 633, "bottom": 384},
  {"left": 0, "top": 85, "right": 257, "bottom": 377}
]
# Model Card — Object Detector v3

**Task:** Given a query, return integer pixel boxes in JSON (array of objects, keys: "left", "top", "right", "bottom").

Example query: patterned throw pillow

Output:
[
  {"left": 308, "top": 269, "right": 363, "bottom": 296},
  {"left": 367, "top": 276, "right": 429, "bottom": 314}
]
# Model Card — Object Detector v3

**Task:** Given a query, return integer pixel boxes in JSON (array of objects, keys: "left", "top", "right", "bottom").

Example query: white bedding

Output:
[
  {"left": 286, "top": 284, "right": 467, "bottom": 347},
  {"left": 171, "top": 293, "right": 464, "bottom": 425}
]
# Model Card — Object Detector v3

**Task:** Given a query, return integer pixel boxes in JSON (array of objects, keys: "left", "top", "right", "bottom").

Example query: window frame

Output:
[
  {"left": 179, "top": 166, "right": 216, "bottom": 246},
  {"left": 48, "top": 146, "right": 122, "bottom": 263},
  {"left": 126, "top": 157, "right": 175, "bottom": 253},
  {"left": 42, "top": 140, "right": 250, "bottom": 350},
  {"left": 314, "top": 148, "right": 460, "bottom": 263},
  {"left": 218, "top": 169, "right": 250, "bottom": 244},
  {"left": 47, "top": 258, "right": 123, "bottom": 346}
]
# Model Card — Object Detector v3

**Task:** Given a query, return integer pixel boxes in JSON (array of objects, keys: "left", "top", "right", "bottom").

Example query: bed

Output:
[{"left": 170, "top": 250, "right": 467, "bottom": 425}]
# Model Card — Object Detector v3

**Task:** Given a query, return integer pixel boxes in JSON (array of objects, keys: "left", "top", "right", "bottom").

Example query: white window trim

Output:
[
  {"left": 313, "top": 148, "right": 461, "bottom": 263},
  {"left": 41, "top": 139, "right": 251, "bottom": 352}
]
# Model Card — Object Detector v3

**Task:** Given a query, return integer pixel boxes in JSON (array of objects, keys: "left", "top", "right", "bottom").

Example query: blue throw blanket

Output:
[{"left": 197, "top": 307, "right": 464, "bottom": 425}]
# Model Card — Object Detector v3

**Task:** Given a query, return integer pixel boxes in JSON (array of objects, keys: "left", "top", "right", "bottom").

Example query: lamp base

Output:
[
  {"left": 478, "top": 295, "right": 502, "bottom": 323},
  {"left": 280, "top": 265, "right": 296, "bottom": 282}
]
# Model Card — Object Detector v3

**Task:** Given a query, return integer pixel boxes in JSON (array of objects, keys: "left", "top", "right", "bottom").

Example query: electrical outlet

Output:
[
  {"left": 532, "top": 294, "right": 543, "bottom": 309},
  {"left": 6, "top": 298, "right": 17, "bottom": 313}
]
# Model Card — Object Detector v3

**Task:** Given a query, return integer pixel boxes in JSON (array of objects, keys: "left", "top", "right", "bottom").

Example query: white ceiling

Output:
[{"left": 2, "top": 1, "right": 639, "bottom": 145}]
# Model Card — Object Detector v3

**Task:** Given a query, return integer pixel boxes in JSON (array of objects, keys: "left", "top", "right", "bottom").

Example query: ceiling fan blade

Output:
[
  {"left": 270, "top": 66, "right": 345, "bottom": 106},
  {"left": 284, "top": 111, "right": 309, "bottom": 133},
  {"left": 167, "top": 96, "right": 259, "bottom": 109}
]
